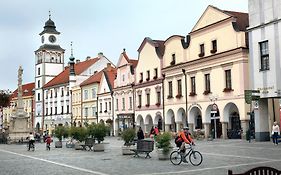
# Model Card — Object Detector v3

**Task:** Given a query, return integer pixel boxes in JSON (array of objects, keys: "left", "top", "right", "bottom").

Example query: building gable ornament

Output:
[{"left": 137, "top": 90, "right": 142, "bottom": 95}]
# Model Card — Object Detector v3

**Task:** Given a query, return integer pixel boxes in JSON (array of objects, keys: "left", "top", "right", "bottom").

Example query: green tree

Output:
[{"left": 0, "top": 90, "right": 11, "bottom": 107}]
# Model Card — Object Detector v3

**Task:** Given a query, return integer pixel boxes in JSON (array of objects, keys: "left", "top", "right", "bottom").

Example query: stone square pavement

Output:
[{"left": 0, "top": 137, "right": 280, "bottom": 175}]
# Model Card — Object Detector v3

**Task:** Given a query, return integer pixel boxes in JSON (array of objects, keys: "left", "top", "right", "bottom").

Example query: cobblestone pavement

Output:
[{"left": 0, "top": 137, "right": 280, "bottom": 175}]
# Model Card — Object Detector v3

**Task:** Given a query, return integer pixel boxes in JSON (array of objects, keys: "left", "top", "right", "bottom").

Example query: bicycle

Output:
[{"left": 170, "top": 144, "right": 203, "bottom": 166}]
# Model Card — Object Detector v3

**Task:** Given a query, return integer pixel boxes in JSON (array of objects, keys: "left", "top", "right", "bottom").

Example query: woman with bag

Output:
[{"left": 272, "top": 121, "right": 280, "bottom": 145}]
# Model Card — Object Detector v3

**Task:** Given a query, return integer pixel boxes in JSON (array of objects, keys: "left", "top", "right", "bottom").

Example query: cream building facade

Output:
[
  {"left": 162, "top": 5, "right": 250, "bottom": 139},
  {"left": 134, "top": 38, "right": 165, "bottom": 134}
]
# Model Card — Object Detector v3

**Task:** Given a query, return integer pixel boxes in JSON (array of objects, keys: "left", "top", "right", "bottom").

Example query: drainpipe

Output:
[{"left": 162, "top": 73, "right": 165, "bottom": 132}]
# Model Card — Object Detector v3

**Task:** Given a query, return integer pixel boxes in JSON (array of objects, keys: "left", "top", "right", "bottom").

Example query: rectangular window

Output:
[
  {"left": 105, "top": 102, "right": 108, "bottom": 112},
  {"left": 168, "top": 81, "right": 173, "bottom": 98},
  {"left": 225, "top": 70, "right": 232, "bottom": 89},
  {"left": 122, "top": 98, "right": 125, "bottom": 110},
  {"left": 61, "top": 106, "right": 64, "bottom": 114},
  {"left": 140, "top": 73, "right": 143, "bottom": 82},
  {"left": 61, "top": 88, "right": 64, "bottom": 97},
  {"left": 38, "top": 67, "right": 40, "bottom": 76},
  {"left": 122, "top": 74, "right": 125, "bottom": 82},
  {"left": 38, "top": 93, "right": 40, "bottom": 101},
  {"left": 45, "top": 92, "right": 48, "bottom": 99},
  {"left": 92, "top": 88, "right": 96, "bottom": 98},
  {"left": 154, "top": 68, "right": 158, "bottom": 79},
  {"left": 199, "top": 44, "right": 205, "bottom": 57},
  {"left": 116, "top": 99, "right": 118, "bottom": 110},
  {"left": 146, "top": 70, "right": 150, "bottom": 81},
  {"left": 260, "top": 41, "right": 269, "bottom": 70},
  {"left": 54, "top": 89, "right": 57, "bottom": 98},
  {"left": 37, "top": 80, "right": 40, "bottom": 88},
  {"left": 171, "top": 54, "right": 176, "bottom": 65},
  {"left": 66, "top": 87, "right": 69, "bottom": 96},
  {"left": 84, "top": 90, "right": 88, "bottom": 100},
  {"left": 211, "top": 40, "right": 217, "bottom": 53},
  {"left": 45, "top": 108, "right": 48, "bottom": 115},
  {"left": 177, "top": 79, "right": 182, "bottom": 96},
  {"left": 205, "top": 74, "right": 210, "bottom": 92},
  {"left": 67, "top": 105, "right": 69, "bottom": 114},
  {"left": 85, "top": 107, "right": 88, "bottom": 117},
  {"left": 109, "top": 102, "right": 111, "bottom": 111},
  {"left": 92, "top": 107, "right": 96, "bottom": 116},
  {"left": 50, "top": 90, "right": 52, "bottom": 98},
  {"left": 50, "top": 107, "right": 52, "bottom": 115},
  {"left": 55, "top": 107, "right": 57, "bottom": 115},
  {"left": 157, "top": 92, "right": 161, "bottom": 104},
  {"left": 191, "top": 77, "right": 196, "bottom": 94},
  {"left": 146, "top": 94, "right": 150, "bottom": 106},
  {"left": 100, "top": 103, "right": 102, "bottom": 113},
  {"left": 138, "top": 95, "right": 142, "bottom": 107},
  {"left": 129, "top": 97, "right": 132, "bottom": 109}
]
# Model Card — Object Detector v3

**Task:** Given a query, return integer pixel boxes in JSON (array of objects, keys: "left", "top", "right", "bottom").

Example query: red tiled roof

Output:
[
  {"left": 223, "top": 10, "right": 249, "bottom": 31},
  {"left": 104, "top": 68, "right": 117, "bottom": 89},
  {"left": 43, "top": 58, "right": 100, "bottom": 88},
  {"left": 80, "top": 70, "right": 103, "bottom": 87},
  {"left": 122, "top": 52, "right": 138, "bottom": 68},
  {"left": 11, "top": 82, "right": 35, "bottom": 99}
]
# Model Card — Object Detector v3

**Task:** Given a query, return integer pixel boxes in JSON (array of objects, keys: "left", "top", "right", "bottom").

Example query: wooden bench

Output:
[
  {"left": 228, "top": 166, "right": 281, "bottom": 175},
  {"left": 81, "top": 138, "right": 95, "bottom": 151},
  {"left": 131, "top": 139, "right": 154, "bottom": 158}
]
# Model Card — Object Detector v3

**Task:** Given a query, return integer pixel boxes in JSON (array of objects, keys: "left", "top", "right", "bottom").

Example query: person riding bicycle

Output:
[
  {"left": 28, "top": 132, "right": 35, "bottom": 151},
  {"left": 176, "top": 127, "right": 194, "bottom": 152}
]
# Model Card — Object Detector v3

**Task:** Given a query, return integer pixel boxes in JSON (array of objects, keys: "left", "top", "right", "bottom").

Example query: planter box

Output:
[
  {"left": 157, "top": 148, "right": 172, "bottom": 160},
  {"left": 55, "top": 141, "right": 62, "bottom": 148},
  {"left": 93, "top": 143, "right": 105, "bottom": 152},
  {"left": 122, "top": 145, "right": 136, "bottom": 155},
  {"left": 74, "top": 142, "right": 84, "bottom": 150}
]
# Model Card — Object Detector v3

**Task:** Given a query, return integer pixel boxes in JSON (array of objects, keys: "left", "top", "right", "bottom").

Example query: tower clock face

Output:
[
  {"left": 49, "top": 35, "right": 56, "bottom": 43},
  {"left": 41, "top": 36, "right": 44, "bottom": 43}
]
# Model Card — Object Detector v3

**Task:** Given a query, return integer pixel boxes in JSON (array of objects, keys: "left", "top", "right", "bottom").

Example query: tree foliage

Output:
[{"left": 0, "top": 90, "right": 11, "bottom": 107}]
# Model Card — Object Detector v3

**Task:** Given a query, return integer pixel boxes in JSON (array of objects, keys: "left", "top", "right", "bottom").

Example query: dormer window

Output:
[
  {"left": 199, "top": 44, "right": 205, "bottom": 57},
  {"left": 170, "top": 54, "right": 176, "bottom": 65},
  {"left": 211, "top": 40, "right": 217, "bottom": 54}
]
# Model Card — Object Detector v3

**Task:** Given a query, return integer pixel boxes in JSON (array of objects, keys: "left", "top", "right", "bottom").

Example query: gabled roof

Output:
[
  {"left": 191, "top": 5, "right": 248, "bottom": 33},
  {"left": 80, "top": 70, "right": 103, "bottom": 87},
  {"left": 103, "top": 68, "right": 117, "bottom": 91},
  {"left": 11, "top": 82, "right": 35, "bottom": 99},
  {"left": 43, "top": 58, "right": 100, "bottom": 88},
  {"left": 137, "top": 37, "right": 165, "bottom": 58},
  {"left": 117, "top": 50, "right": 138, "bottom": 68}
]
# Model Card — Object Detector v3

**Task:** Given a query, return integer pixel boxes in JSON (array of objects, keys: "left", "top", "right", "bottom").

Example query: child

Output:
[{"left": 45, "top": 135, "right": 52, "bottom": 150}]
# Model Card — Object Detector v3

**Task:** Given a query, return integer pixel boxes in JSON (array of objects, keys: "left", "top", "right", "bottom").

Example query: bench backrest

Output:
[
  {"left": 228, "top": 167, "right": 281, "bottom": 175},
  {"left": 137, "top": 139, "right": 154, "bottom": 152}
]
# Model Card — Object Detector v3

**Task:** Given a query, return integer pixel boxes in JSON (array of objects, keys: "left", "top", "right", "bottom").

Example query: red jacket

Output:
[
  {"left": 46, "top": 137, "right": 52, "bottom": 144},
  {"left": 177, "top": 131, "right": 193, "bottom": 144}
]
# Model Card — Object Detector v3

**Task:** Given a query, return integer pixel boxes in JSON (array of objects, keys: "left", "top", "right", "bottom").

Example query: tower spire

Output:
[
  {"left": 49, "top": 10, "right": 51, "bottom": 19},
  {"left": 71, "top": 41, "right": 73, "bottom": 56}
]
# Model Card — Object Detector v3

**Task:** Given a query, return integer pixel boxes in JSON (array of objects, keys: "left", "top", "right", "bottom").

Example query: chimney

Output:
[
  {"left": 98, "top": 52, "right": 103, "bottom": 58},
  {"left": 76, "top": 59, "right": 80, "bottom": 63},
  {"left": 86, "top": 56, "right": 91, "bottom": 61},
  {"left": 107, "top": 63, "right": 112, "bottom": 71}
]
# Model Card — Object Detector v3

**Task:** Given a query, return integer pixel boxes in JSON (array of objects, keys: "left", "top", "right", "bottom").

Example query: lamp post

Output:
[{"left": 182, "top": 69, "right": 188, "bottom": 127}]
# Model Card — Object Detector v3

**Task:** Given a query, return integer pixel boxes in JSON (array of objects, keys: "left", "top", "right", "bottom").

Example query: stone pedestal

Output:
[
  {"left": 203, "top": 123, "right": 210, "bottom": 139},
  {"left": 221, "top": 122, "right": 228, "bottom": 139},
  {"left": 8, "top": 116, "right": 31, "bottom": 143}
]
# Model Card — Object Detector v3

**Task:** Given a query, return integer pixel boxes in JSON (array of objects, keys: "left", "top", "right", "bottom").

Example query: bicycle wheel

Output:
[
  {"left": 189, "top": 151, "right": 202, "bottom": 166},
  {"left": 170, "top": 151, "right": 182, "bottom": 165}
]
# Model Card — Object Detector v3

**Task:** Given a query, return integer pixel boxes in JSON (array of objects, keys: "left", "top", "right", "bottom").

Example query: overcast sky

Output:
[{"left": 0, "top": 0, "right": 248, "bottom": 92}]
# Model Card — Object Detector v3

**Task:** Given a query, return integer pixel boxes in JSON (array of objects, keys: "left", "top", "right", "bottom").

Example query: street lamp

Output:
[{"left": 182, "top": 69, "right": 188, "bottom": 127}]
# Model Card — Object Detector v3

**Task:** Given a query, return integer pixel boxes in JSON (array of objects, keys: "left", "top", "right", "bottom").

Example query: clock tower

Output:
[{"left": 34, "top": 13, "right": 65, "bottom": 131}]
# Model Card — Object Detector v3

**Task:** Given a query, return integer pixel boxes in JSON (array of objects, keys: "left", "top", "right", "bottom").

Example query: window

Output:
[
  {"left": 100, "top": 103, "right": 102, "bottom": 113},
  {"left": 84, "top": 90, "right": 88, "bottom": 100},
  {"left": 45, "top": 108, "right": 48, "bottom": 115},
  {"left": 146, "top": 70, "right": 150, "bottom": 81},
  {"left": 67, "top": 105, "right": 69, "bottom": 113},
  {"left": 195, "top": 115, "right": 203, "bottom": 129},
  {"left": 61, "top": 88, "right": 64, "bottom": 97},
  {"left": 85, "top": 107, "right": 88, "bottom": 117},
  {"left": 66, "top": 87, "right": 69, "bottom": 96},
  {"left": 170, "top": 54, "right": 176, "bottom": 65},
  {"left": 260, "top": 41, "right": 269, "bottom": 70},
  {"left": 92, "top": 107, "right": 96, "bottom": 116},
  {"left": 190, "top": 77, "right": 196, "bottom": 95},
  {"left": 154, "top": 68, "right": 158, "bottom": 79},
  {"left": 50, "top": 107, "right": 52, "bottom": 115},
  {"left": 55, "top": 107, "right": 57, "bottom": 115},
  {"left": 157, "top": 92, "right": 161, "bottom": 105},
  {"left": 139, "top": 73, "right": 143, "bottom": 83},
  {"left": 146, "top": 93, "right": 150, "bottom": 107},
  {"left": 105, "top": 102, "right": 108, "bottom": 112},
  {"left": 199, "top": 44, "right": 205, "bottom": 57},
  {"left": 129, "top": 97, "right": 132, "bottom": 109},
  {"left": 168, "top": 81, "right": 173, "bottom": 98},
  {"left": 50, "top": 90, "right": 52, "bottom": 98},
  {"left": 37, "top": 80, "right": 40, "bottom": 88},
  {"left": 122, "top": 98, "right": 125, "bottom": 110},
  {"left": 54, "top": 89, "right": 57, "bottom": 98},
  {"left": 225, "top": 70, "right": 232, "bottom": 90},
  {"left": 138, "top": 95, "right": 142, "bottom": 107},
  {"left": 45, "top": 92, "right": 48, "bottom": 99},
  {"left": 109, "top": 102, "right": 111, "bottom": 111},
  {"left": 61, "top": 106, "right": 64, "bottom": 114},
  {"left": 92, "top": 88, "right": 96, "bottom": 98},
  {"left": 211, "top": 40, "right": 217, "bottom": 53},
  {"left": 204, "top": 74, "right": 211, "bottom": 94},
  {"left": 122, "top": 74, "right": 125, "bottom": 82},
  {"left": 38, "top": 93, "right": 40, "bottom": 101},
  {"left": 38, "top": 67, "right": 40, "bottom": 76},
  {"left": 177, "top": 79, "right": 182, "bottom": 96},
  {"left": 116, "top": 99, "right": 119, "bottom": 110}
]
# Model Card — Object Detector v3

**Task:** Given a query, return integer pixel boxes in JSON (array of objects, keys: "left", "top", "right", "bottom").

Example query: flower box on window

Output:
[
  {"left": 146, "top": 78, "right": 150, "bottom": 81},
  {"left": 189, "top": 92, "right": 197, "bottom": 96},
  {"left": 145, "top": 104, "right": 150, "bottom": 107},
  {"left": 104, "top": 110, "right": 107, "bottom": 113},
  {"left": 139, "top": 79, "right": 143, "bottom": 83},
  {"left": 223, "top": 88, "right": 233, "bottom": 92},
  {"left": 198, "top": 53, "right": 205, "bottom": 57},
  {"left": 176, "top": 94, "right": 183, "bottom": 99},
  {"left": 203, "top": 90, "right": 211, "bottom": 95},
  {"left": 170, "top": 60, "right": 175, "bottom": 66},
  {"left": 167, "top": 95, "right": 173, "bottom": 99},
  {"left": 210, "top": 49, "right": 217, "bottom": 54},
  {"left": 137, "top": 105, "right": 141, "bottom": 108},
  {"left": 153, "top": 76, "right": 157, "bottom": 80},
  {"left": 155, "top": 102, "right": 160, "bottom": 107}
]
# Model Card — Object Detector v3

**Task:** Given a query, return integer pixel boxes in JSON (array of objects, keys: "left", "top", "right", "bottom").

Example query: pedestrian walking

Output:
[
  {"left": 45, "top": 135, "right": 52, "bottom": 150},
  {"left": 137, "top": 127, "right": 144, "bottom": 140},
  {"left": 272, "top": 121, "right": 280, "bottom": 145},
  {"left": 150, "top": 126, "right": 155, "bottom": 139}
]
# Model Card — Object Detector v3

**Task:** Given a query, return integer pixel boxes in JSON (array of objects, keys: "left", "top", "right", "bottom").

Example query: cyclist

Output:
[
  {"left": 175, "top": 127, "right": 194, "bottom": 162},
  {"left": 28, "top": 132, "right": 35, "bottom": 151}
]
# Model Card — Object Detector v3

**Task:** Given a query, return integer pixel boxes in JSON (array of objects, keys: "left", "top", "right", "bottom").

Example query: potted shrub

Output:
[
  {"left": 156, "top": 132, "right": 173, "bottom": 160},
  {"left": 54, "top": 126, "right": 69, "bottom": 148},
  {"left": 69, "top": 126, "right": 88, "bottom": 150},
  {"left": 121, "top": 128, "right": 136, "bottom": 155},
  {"left": 88, "top": 123, "right": 108, "bottom": 152}
]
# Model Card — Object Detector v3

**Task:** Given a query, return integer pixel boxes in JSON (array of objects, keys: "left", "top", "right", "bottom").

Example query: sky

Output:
[{"left": 0, "top": 0, "right": 248, "bottom": 92}]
